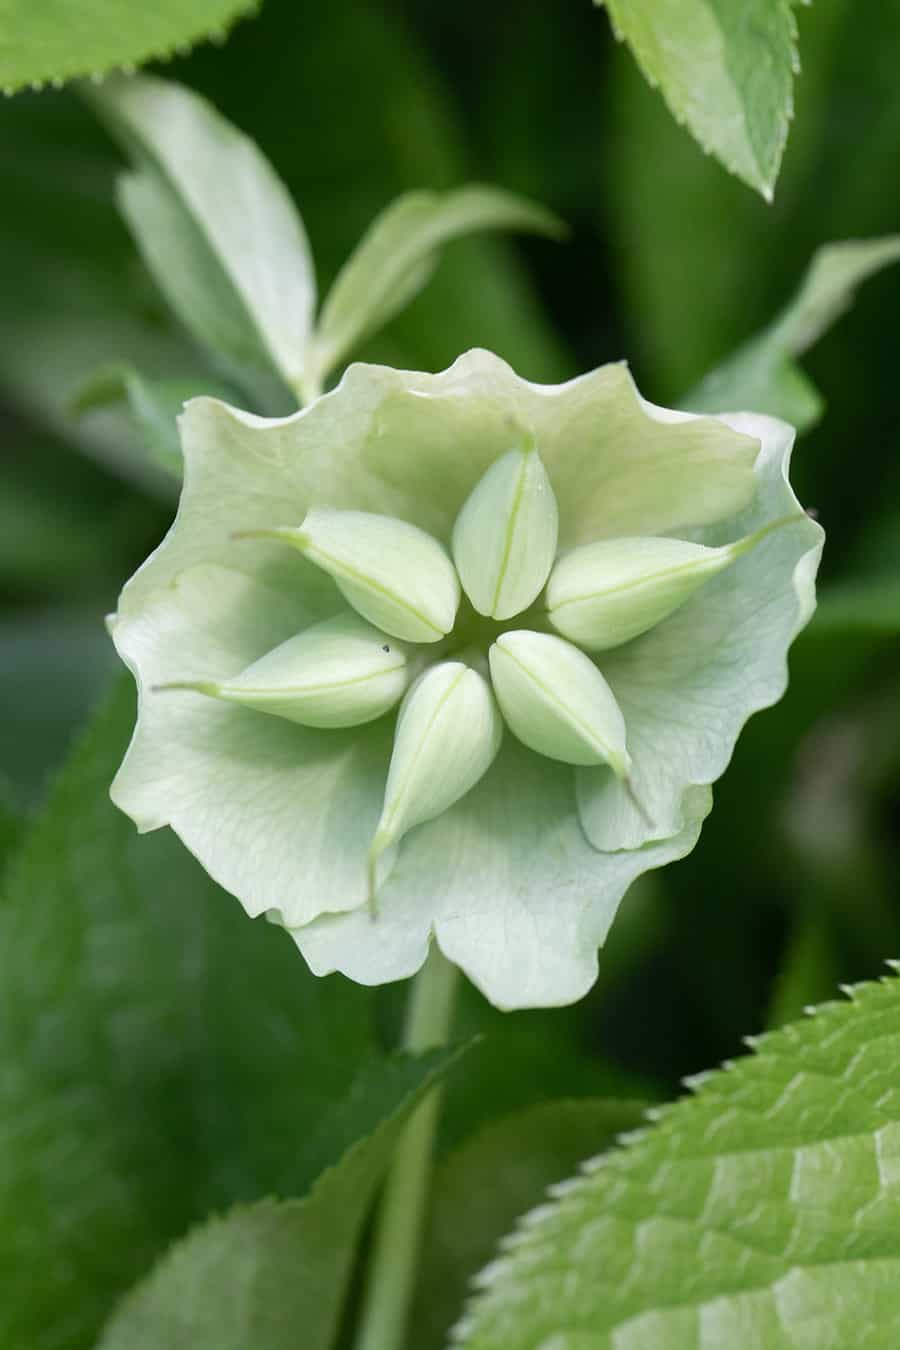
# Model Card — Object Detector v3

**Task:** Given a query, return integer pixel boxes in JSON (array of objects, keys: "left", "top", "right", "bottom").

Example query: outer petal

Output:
[
  {"left": 577, "top": 412, "right": 824, "bottom": 851},
  {"left": 111, "top": 564, "right": 391, "bottom": 925},
  {"left": 289, "top": 741, "right": 711, "bottom": 1010},
  {"left": 120, "top": 352, "right": 759, "bottom": 617}
]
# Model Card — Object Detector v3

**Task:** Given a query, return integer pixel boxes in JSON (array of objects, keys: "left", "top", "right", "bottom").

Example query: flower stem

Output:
[{"left": 352, "top": 945, "right": 459, "bottom": 1350}]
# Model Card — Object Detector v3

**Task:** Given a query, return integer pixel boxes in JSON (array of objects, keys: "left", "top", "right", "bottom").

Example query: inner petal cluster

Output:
[{"left": 158, "top": 438, "right": 792, "bottom": 902}]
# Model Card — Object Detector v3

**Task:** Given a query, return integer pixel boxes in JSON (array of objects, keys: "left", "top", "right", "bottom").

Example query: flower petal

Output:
[
  {"left": 576, "top": 412, "right": 823, "bottom": 851},
  {"left": 125, "top": 353, "right": 759, "bottom": 619},
  {"left": 289, "top": 741, "right": 711, "bottom": 1010},
  {"left": 109, "top": 355, "right": 811, "bottom": 1010},
  {"left": 111, "top": 564, "right": 390, "bottom": 925}
]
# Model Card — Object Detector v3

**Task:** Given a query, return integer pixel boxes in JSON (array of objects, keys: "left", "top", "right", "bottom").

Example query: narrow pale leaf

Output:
[
  {"left": 309, "top": 186, "right": 565, "bottom": 387},
  {"left": 115, "top": 168, "right": 280, "bottom": 406},
  {"left": 0, "top": 0, "right": 256, "bottom": 94},
  {"left": 602, "top": 0, "right": 797, "bottom": 198},
  {"left": 686, "top": 237, "right": 900, "bottom": 429},
  {"left": 90, "top": 74, "right": 316, "bottom": 397},
  {"left": 457, "top": 970, "right": 900, "bottom": 1349}
]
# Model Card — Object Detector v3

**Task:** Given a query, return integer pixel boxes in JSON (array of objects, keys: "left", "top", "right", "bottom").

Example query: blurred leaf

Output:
[
  {"left": 89, "top": 73, "right": 316, "bottom": 401},
  {"left": 0, "top": 606, "right": 119, "bottom": 801},
  {"left": 457, "top": 971, "right": 900, "bottom": 1349},
  {"left": 441, "top": 973, "right": 660, "bottom": 1150},
  {"left": 97, "top": 1047, "right": 462, "bottom": 1350},
  {"left": 811, "top": 576, "right": 900, "bottom": 635},
  {"left": 414, "top": 1098, "right": 646, "bottom": 1350},
  {"left": 766, "top": 917, "right": 841, "bottom": 1029},
  {"left": 0, "top": 677, "right": 377, "bottom": 1350},
  {"left": 601, "top": 0, "right": 797, "bottom": 198},
  {"left": 0, "top": 95, "right": 201, "bottom": 493},
  {"left": 685, "top": 236, "right": 900, "bottom": 427},
  {"left": 780, "top": 687, "right": 900, "bottom": 975},
  {"left": 0, "top": 453, "right": 158, "bottom": 593},
  {"left": 309, "top": 186, "right": 565, "bottom": 393},
  {"left": 0, "top": 10, "right": 569, "bottom": 488},
  {"left": 73, "top": 363, "right": 237, "bottom": 477},
  {"left": 0, "top": 776, "right": 22, "bottom": 874},
  {"left": 0, "top": 0, "right": 256, "bottom": 95}
]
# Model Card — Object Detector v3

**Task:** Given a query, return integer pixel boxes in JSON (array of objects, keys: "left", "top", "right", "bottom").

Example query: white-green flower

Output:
[{"left": 109, "top": 350, "right": 822, "bottom": 1010}]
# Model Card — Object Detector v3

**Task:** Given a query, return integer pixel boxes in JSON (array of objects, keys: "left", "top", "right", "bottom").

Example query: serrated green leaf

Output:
[
  {"left": 89, "top": 73, "right": 316, "bottom": 402},
  {"left": 0, "top": 0, "right": 257, "bottom": 95},
  {"left": 97, "top": 1046, "right": 462, "bottom": 1350},
  {"left": 0, "top": 677, "right": 377, "bottom": 1350},
  {"left": 686, "top": 236, "right": 900, "bottom": 429},
  {"left": 414, "top": 1099, "right": 647, "bottom": 1350},
  {"left": 73, "top": 363, "right": 237, "bottom": 478},
  {"left": 601, "top": 0, "right": 797, "bottom": 198},
  {"left": 457, "top": 969, "right": 900, "bottom": 1349},
  {"left": 308, "top": 186, "right": 565, "bottom": 393}
]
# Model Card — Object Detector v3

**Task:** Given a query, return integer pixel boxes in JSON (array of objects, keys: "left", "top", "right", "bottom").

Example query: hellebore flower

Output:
[{"left": 109, "top": 351, "right": 822, "bottom": 1009}]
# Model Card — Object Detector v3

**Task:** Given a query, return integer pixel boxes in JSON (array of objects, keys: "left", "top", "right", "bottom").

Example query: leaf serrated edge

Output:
[
  {"left": 2, "top": 0, "right": 260, "bottom": 98},
  {"left": 449, "top": 961, "right": 900, "bottom": 1345},
  {"left": 598, "top": 0, "right": 799, "bottom": 200},
  {"left": 97, "top": 1042, "right": 467, "bottom": 1345}
]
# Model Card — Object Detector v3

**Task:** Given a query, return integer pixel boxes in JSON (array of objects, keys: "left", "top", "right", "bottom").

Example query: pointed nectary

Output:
[
  {"left": 369, "top": 660, "right": 503, "bottom": 895},
  {"left": 547, "top": 519, "right": 803, "bottom": 652},
  {"left": 245, "top": 508, "right": 460, "bottom": 643},
  {"left": 154, "top": 611, "right": 409, "bottom": 728},
  {"left": 489, "top": 630, "right": 630, "bottom": 774},
  {"left": 452, "top": 439, "right": 559, "bottom": 620}
]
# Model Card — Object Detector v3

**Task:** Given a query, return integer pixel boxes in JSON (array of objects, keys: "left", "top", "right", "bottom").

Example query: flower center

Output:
[
  {"left": 157, "top": 440, "right": 801, "bottom": 907},
  {"left": 438, "top": 594, "right": 550, "bottom": 658}
]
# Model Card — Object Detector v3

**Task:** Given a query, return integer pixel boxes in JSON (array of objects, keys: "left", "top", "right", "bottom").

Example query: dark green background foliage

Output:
[{"left": 1, "top": 1, "right": 899, "bottom": 1346}]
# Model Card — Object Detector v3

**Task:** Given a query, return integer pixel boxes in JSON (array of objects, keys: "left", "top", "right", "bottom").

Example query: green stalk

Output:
[{"left": 352, "top": 945, "right": 459, "bottom": 1350}]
